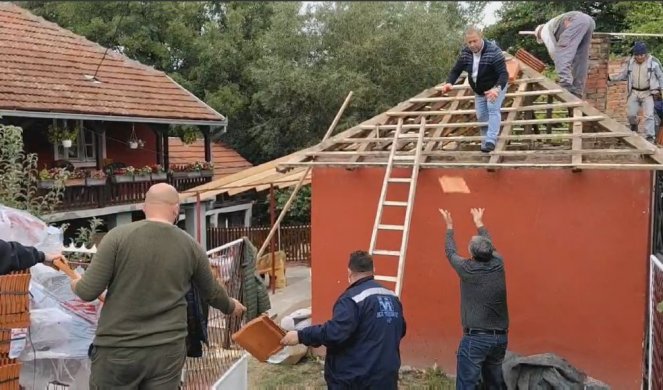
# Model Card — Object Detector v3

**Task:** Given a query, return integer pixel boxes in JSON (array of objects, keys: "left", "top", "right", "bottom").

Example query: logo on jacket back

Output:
[{"left": 376, "top": 296, "right": 399, "bottom": 323}]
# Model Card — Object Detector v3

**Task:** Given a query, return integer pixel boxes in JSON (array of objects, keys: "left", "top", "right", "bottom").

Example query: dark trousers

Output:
[
  {"left": 90, "top": 340, "right": 186, "bottom": 390},
  {"left": 326, "top": 372, "right": 398, "bottom": 390},
  {"left": 456, "top": 333, "right": 507, "bottom": 390}
]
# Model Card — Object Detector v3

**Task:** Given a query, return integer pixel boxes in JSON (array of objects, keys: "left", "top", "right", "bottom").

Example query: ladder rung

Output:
[
  {"left": 388, "top": 178, "right": 412, "bottom": 183},
  {"left": 378, "top": 224, "right": 404, "bottom": 231},
  {"left": 383, "top": 201, "right": 408, "bottom": 207},
  {"left": 372, "top": 250, "right": 401, "bottom": 256},
  {"left": 375, "top": 275, "right": 398, "bottom": 283}
]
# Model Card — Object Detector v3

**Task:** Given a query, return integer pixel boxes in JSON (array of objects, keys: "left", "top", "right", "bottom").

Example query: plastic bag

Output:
[
  {"left": 280, "top": 308, "right": 312, "bottom": 332},
  {"left": 19, "top": 358, "right": 91, "bottom": 390},
  {"left": 0, "top": 205, "right": 63, "bottom": 252}
]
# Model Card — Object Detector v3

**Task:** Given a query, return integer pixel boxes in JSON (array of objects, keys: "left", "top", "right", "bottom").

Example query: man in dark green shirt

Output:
[{"left": 72, "top": 183, "right": 246, "bottom": 389}]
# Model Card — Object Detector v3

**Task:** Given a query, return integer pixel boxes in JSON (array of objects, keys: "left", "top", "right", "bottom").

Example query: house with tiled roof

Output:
[{"left": 0, "top": 2, "right": 252, "bottom": 233}]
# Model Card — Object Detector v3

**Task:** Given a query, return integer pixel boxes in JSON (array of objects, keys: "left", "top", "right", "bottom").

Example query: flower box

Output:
[
  {"left": 151, "top": 172, "right": 168, "bottom": 181},
  {"left": 171, "top": 171, "right": 195, "bottom": 179},
  {"left": 199, "top": 170, "right": 213, "bottom": 178},
  {"left": 133, "top": 174, "right": 151, "bottom": 182},
  {"left": 111, "top": 175, "right": 134, "bottom": 184},
  {"left": 38, "top": 180, "right": 56, "bottom": 189},
  {"left": 64, "top": 178, "right": 86, "bottom": 187},
  {"left": 86, "top": 177, "right": 107, "bottom": 186}
]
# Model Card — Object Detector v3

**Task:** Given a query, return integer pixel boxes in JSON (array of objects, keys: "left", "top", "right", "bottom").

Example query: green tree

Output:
[{"left": 614, "top": 2, "right": 663, "bottom": 60}]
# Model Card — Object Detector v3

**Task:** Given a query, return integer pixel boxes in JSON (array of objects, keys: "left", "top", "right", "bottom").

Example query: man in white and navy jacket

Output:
[
  {"left": 442, "top": 26, "right": 509, "bottom": 153},
  {"left": 281, "top": 250, "right": 406, "bottom": 389}
]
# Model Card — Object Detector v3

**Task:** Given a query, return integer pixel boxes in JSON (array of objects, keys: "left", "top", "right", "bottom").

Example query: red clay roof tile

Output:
[
  {"left": 168, "top": 137, "right": 252, "bottom": 180},
  {"left": 0, "top": 3, "right": 225, "bottom": 123}
]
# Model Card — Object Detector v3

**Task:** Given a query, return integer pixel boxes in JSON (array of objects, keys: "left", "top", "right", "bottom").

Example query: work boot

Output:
[{"left": 630, "top": 124, "right": 638, "bottom": 132}]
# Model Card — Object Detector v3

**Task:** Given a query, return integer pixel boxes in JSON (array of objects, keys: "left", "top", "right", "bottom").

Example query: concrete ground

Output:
[{"left": 266, "top": 265, "right": 312, "bottom": 322}]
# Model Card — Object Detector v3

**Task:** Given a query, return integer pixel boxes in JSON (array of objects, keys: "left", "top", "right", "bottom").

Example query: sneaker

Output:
[
  {"left": 646, "top": 136, "right": 655, "bottom": 143},
  {"left": 481, "top": 142, "right": 496, "bottom": 153}
]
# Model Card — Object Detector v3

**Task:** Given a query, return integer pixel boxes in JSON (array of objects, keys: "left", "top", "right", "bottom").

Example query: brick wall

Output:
[
  {"left": 585, "top": 37, "right": 610, "bottom": 111},
  {"left": 607, "top": 59, "right": 629, "bottom": 125}
]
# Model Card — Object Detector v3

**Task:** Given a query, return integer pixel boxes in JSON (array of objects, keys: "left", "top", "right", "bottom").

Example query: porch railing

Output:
[{"left": 45, "top": 175, "right": 212, "bottom": 212}]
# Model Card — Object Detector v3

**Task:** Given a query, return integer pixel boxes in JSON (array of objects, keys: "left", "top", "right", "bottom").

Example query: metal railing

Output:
[{"left": 182, "top": 238, "right": 246, "bottom": 389}]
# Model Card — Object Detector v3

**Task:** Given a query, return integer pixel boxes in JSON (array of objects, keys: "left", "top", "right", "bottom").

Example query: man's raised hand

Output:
[
  {"left": 470, "top": 208, "right": 485, "bottom": 227},
  {"left": 439, "top": 209, "right": 453, "bottom": 229}
]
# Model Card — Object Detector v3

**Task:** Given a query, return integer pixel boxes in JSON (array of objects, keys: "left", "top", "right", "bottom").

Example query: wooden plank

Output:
[
  {"left": 489, "top": 82, "right": 529, "bottom": 167},
  {"left": 386, "top": 101, "right": 582, "bottom": 117},
  {"left": 279, "top": 161, "right": 663, "bottom": 170},
  {"left": 358, "top": 116, "right": 605, "bottom": 131},
  {"left": 520, "top": 65, "right": 663, "bottom": 165},
  {"left": 304, "top": 148, "right": 653, "bottom": 158},
  {"left": 410, "top": 89, "right": 563, "bottom": 103},
  {"left": 572, "top": 108, "right": 583, "bottom": 169},
  {"left": 433, "top": 77, "right": 544, "bottom": 91},
  {"left": 424, "top": 82, "right": 468, "bottom": 160},
  {"left": 334, "top": 132, "right": 635, "bottom": 143}
]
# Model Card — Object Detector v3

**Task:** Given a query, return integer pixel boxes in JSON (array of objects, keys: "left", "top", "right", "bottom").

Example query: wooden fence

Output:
[{"left": 207, "top": 225, "right": 311, "bottom": 264}]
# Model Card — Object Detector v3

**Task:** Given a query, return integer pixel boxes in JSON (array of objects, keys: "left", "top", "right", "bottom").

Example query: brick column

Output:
[
  {"left": 585, "top": 36, "right": 610, "bottom": 110},
  {"left": 606, "top": 59, "right": 629, "bottom": 125}
]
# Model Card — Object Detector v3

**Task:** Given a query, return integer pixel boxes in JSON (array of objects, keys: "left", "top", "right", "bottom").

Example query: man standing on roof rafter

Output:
[
  {"left": 442, "top": 26, "right": 509, "bottom": 153},
  {"left": 534, "top": 11, "right": 596, "bottom": 99}
]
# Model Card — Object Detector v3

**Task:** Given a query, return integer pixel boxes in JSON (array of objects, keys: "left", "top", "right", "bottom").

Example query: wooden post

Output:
[
  {"left": 269, "top": 183, "right": 276, "bottom": 294},
  {"left": 256, "top": 91, "right": 354, "bottom": 261}
]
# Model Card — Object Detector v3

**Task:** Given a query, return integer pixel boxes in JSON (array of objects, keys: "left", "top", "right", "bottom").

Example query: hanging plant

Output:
[
  {"left": 127, "top": 123, "right": 144, "bottom": 150},
  {"left": 47, "top": 122, "right": 79, "bottom": 147}
]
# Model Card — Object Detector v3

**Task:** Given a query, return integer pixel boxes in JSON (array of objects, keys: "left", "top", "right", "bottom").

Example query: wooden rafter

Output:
[{"left": 489, "top": 82, "right": 530, "bottom": 168}]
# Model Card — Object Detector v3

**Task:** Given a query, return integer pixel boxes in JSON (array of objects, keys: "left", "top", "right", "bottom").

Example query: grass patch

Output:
[{"left": 248, "top": 356, "right": 455, "bottom": 389}]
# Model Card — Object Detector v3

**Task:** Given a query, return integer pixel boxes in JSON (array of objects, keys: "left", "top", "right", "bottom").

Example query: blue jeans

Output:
[
  {"left": 456, "top": 333, "right": 508, "bottom": 390},
  {"left": 474, "top": 87, "right": 507, "bottom": 148}
]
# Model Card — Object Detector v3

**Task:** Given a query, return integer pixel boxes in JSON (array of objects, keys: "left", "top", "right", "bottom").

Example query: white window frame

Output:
[{"left": 53, "top": 120, "right": 107, "bottom": 168}]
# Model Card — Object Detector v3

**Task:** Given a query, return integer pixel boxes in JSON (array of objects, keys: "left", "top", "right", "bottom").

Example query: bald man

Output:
[{"left": 72, "top": 183, "right": 246, "bottom": 390}]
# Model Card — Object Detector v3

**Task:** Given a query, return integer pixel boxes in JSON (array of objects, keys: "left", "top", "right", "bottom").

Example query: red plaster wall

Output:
[{"left": 311, "top": 168, "right": 651, "bottom": 389}]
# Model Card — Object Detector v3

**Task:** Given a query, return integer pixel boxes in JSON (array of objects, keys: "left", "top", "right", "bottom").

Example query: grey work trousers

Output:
[
  {"left": 628, "top": 91, "right": 657, "bottom": 138},
  {"left": 554, "top": 12, "right": 596, "bottom": 98}
]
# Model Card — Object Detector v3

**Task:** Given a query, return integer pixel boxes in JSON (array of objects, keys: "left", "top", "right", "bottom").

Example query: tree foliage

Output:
[{"left": 0, "top": 125, "right": 65, "bottom": 217}]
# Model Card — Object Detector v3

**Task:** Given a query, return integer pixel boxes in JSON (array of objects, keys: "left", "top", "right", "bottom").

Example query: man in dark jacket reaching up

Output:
[
  {"left": 441, "top": 26, "right": 509, "bottom": 153},
  {"left": 281, "top": 250, "right": 406, "bottom": 389}
]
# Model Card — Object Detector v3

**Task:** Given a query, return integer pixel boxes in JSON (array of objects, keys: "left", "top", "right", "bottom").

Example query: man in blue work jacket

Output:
[{"left": 281, "top": 250, "right": 406, "bottom": 389}]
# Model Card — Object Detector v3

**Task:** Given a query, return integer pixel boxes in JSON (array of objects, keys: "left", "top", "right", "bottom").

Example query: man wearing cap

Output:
[
  {"left": 439, "top": 208, "right": 509, "bottom": 390},
  {"left": 535, "top": 11, "right": 596, "bottom": 98},
  {"left": 609, "top": 42, "right": 663, "bottom": 143}
]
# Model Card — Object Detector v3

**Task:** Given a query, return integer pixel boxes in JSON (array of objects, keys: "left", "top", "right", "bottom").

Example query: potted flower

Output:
[
  {"left": 169, "top": 164, "right": 192, "bottom": 179},
  {"left": 38, "top": 167, "right": 68, "bottom": 189},
  {"left": 110, "top": 166, "right": 136, "bottom": 183},
  {"left": 194, "top": 161, "right": 214, "bottom": 177},
  {"left": 86, "top": 170, "right": 107, "bottom": 186},
  {"left": 64, "top": 169, "right": 86, "bottom": 187},
  {"left": 47, "top": 123, "right": 79, "bottom": 148},
  {"left": 134, "top": 166, "right": 152, "bottom": 182},
  {"left": 150, "top": 164, "right": 167, "bottom": 181}
]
